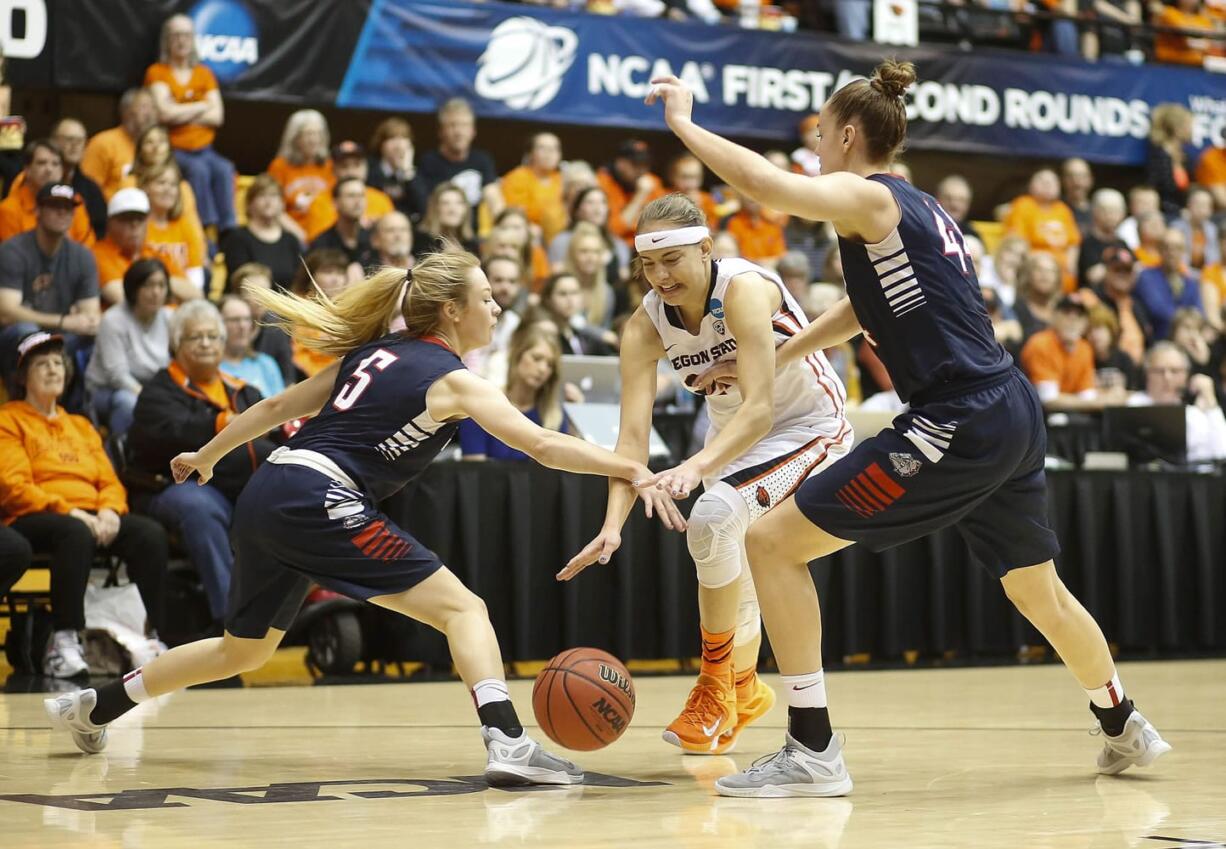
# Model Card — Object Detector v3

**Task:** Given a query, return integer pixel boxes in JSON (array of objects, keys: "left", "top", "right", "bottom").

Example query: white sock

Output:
[
  {"left": 471, "top": 677, "right": 511, "bottom": 708},
  {"left": 1086, "top": 673, "right": 1125, "bottom": 709},
  {"left": 781, "top": 670, "right": 827, "bottom": 709},
  {"left": 123, "top": 668, "right": 151, "bottom": 704}
]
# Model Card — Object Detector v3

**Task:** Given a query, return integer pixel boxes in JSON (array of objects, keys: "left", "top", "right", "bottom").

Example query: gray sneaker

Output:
[
  {"left": 44, "top": 689, "right": 108, "bottom": 754},
  {"left": 1094, "top": 709, "right": 1171, "bottom": 775},
  {"left": 716, "top": 733, "right": 853, "bottom": 798},
  {"left": 482, "top": 727, "right": 584, "bottom": 787}
]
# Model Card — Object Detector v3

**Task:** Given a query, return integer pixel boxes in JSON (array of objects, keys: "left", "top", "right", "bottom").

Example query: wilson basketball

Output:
[{"left": 532, "top": 648, "right": 636, "bottom": 751}]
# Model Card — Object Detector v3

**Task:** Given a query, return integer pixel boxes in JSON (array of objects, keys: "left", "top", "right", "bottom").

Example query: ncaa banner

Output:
[{"left": 336, "top": 0, "right": 1226, "bottom": 165}]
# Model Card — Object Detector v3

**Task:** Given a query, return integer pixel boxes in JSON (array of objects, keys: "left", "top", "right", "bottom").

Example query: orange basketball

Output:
[{"left": 532, "top": 647, "right": 636, "bottom": 751}]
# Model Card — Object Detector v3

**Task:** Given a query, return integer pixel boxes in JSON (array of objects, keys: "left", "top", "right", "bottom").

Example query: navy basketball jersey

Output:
[
  {"left": 289, "top": 334, "right": 464, "bottom": 501},
  {"left": 837, "top": 174, "right": 1011, "bottom": 403}
]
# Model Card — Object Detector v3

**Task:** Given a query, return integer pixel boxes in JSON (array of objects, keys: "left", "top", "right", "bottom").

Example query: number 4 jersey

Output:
[{"left": 288, "top": 334, "right": 465, "bottom": 501}]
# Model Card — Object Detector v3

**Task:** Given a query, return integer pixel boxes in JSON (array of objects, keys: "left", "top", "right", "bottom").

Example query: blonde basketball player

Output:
[{"left": 558, "top": 193, "right": 851, "bottom": 755}]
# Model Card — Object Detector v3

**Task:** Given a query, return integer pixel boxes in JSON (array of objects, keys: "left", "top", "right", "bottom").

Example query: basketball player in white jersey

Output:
[{"left": 558, "top": 194, "right": 851, "bottom": 754}]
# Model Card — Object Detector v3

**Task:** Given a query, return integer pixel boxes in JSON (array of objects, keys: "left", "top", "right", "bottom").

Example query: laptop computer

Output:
[
  {"left": 1101, "top": 405, "right": 1186, "bottom": 466},
  {"left": 563, "top": 402, "right": 672, "bottom": 460},
  {"left": 559, "top": 355, "right": 621, "bottom": 404}
]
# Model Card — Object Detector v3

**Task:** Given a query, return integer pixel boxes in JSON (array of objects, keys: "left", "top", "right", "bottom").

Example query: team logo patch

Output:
[
  {"left": 713, "top": 319, "right": 726, "bottom": 336},
  {"left": 755, "top": 485, "right": 770, "bottom": 508},
  {"left": 708, "top": 298, "right": 725, "bottom": 320},
  {"left": 889, "top": 452, "right": 921, "bottom": 478}
]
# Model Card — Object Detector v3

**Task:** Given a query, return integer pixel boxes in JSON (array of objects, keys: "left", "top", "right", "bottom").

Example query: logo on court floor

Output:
[
  {"left": 889, "top": 452, "right": 921, "bottom": 478},
  {"left": 0, "top": 774, "right": 668, "bottom": 811},
  {"left": 475, "top": 17, "right": 578, "bottom": 111}
]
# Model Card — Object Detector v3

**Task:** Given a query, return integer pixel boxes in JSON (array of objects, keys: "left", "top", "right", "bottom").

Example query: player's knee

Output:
[
  {"left": 222, "top": 638, "right": 276, "bottom": 673},
  {"left": 1003, "top": 570, "right": 1068, "bottom": 629},
  {"left": 686, "top": 489, "right": 749, "bottom": 589}
]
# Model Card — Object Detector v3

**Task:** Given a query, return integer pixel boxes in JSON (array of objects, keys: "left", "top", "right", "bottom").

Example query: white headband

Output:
[{"left": 635, "top": 226, "right": 710, "bottom": 253}]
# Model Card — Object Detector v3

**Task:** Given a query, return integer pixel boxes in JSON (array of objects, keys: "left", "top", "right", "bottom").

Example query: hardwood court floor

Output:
[{"left": 0, "top": 659, "right": 1222, "bottom": 849}]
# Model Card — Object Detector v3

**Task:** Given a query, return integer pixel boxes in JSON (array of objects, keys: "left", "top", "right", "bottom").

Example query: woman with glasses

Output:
[
  {"left": 126, "top": 299, "right": 279, "bottom": 628},
  {"left": 219, "top": 295, "right": 285, "bottom": 399}
]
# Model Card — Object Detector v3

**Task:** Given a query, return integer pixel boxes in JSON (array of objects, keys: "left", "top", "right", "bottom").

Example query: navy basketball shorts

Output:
[
  {"left": 794, "top": 369, "right": 1060, "bottom": 578},
  {"left": 225, "top": 461, "right": 443, "bottom": 639}
]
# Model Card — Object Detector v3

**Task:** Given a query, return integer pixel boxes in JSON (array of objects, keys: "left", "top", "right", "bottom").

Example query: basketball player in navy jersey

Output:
[
  {"left": 559, "top": 193, "right": 851, "bottom": 756},
  {"left": 647, "top": 60, "right": 1169, "bottom": 797},
  {"left": 44, "top": 249, "right": 679, "bottom": 787}
]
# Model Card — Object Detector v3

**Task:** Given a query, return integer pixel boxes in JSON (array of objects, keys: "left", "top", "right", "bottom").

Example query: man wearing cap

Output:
[
  {"left": 92, "top": 188, "right": 191, "bottom": 307},
  {"left": 300, "top": 141, "right": 393, "bottom": 242},
  {"left": 1021, "top": 293, "right": 1123, "bottom": 411},
  {"left": 1093, "top": 244, "right": 1153, "bottom": 367},
  {"left": 0, "top": 182, "right": 100, "bottom": 392},
  {"left": 0, "top": 139, "right": 96, "bottom": 246},
  {"left": 597, "top": 139, "right": 666, "bottom": 245},
  {"left": 417, "top": 98, "right": 503, "bottom": 227}
]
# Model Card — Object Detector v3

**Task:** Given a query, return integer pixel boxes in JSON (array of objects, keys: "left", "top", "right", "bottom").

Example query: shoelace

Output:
[
  {"left": 745, "top": 745, "right": 798, "bottom": 776},
  {"left": 677, "top": 684, "right": 728, "bottom": 731}
]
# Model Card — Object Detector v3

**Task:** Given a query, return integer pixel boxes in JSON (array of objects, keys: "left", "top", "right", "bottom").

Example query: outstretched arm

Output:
[
  {"left": 646, "top": 76, "right": 896, "bottom": 232},
  {"left": 171, "top": 362, "right": 341, "bottom": 484}
]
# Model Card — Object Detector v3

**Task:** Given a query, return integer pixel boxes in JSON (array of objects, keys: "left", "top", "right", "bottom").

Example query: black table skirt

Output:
[{"left": 384, "top": 464, "right": 1226, "bottom": 665}]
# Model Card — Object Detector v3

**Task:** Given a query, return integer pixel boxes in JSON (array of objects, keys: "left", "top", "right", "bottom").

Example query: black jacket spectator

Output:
[{"left": 127, "top": 367, "right": 275, "bottom": 502}]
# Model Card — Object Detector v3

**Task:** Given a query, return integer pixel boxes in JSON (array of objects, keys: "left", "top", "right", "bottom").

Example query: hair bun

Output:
[{"left": 870, "top": 58, "right": 916, "bottom": 100}]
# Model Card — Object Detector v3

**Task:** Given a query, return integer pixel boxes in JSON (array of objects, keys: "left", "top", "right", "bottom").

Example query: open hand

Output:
[{"left": 557, "top": 527, "right": 623, "bottom": 581}]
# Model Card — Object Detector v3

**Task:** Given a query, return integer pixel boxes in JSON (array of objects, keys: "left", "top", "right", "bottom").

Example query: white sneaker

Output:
[
  {"left": 44, "top": 629, "right": 88, "bottom": 679},
  {"left": 44, "top": 689, "right": 109, "bottom": 754},
  {"left": 482, "top": 727, "right": 584, "bottom": 787},
  {"left": 715, "top": 733, "right": 854, "bottom": 798},
  {"left": 1094, "top": 709, "right": 1171, "bottom": 775}
]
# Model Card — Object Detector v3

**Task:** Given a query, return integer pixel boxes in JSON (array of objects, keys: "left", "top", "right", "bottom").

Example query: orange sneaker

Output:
[
  {"left": 662, "top": 672, "right": 738, "bottom": 753},
  {"left": 710, "top": 677, "right": 776, "bottom": 756}
]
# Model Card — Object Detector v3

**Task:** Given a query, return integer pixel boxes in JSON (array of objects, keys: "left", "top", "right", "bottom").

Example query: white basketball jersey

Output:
[{"left": 643, "top": 257, "right": 849, "bottom": 478}]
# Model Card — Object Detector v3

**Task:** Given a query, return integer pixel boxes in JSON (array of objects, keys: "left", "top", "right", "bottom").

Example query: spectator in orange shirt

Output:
[
  {"left": 0, "top": 139, "right": 95, "bottom": 246},
  {"left": 80, "top": 88, "right": 157, "bottom": 201},
  {"left": 1133, "top": 211, "right": 1167, "bottom": 267},
  {"left": 1021, "top": 294, "right": 1118, "bottom": 410},
  {"left": 667, "top": 153, "right": 720, "bottom": 228},
  {"left": 1195, "top": 128, "right": 1226, "bottom": 211},
  {"left": 1154, "top": 0, "right": 1219, "bottom": 66},
  {"left": 121, "top": 125, "right": 201, "bottom": 225},
  {"left": 93, "top": 188, "right": 192, "bottom": 306},
  {"left": 596, "top": 139, "right": 666, "bottom": 246},
  {"left": 50, "top": 118, "right": 107, "bottom": 240},
  {"left": 725, "top": 194, "right": 787, "bottom": 268},
  {"left": 0, "top": 331, "right": 167, "bottom": 676},
  {"left": 145, "top": 14, "right": 236, "bottom": 231},
  {"left": 267, "top": 109, "right": 331, "bottom": 238},
  {"left": 1004, "top": 168, "right": 1081, "bottom": 292},
  {"left": 300, "top": 141, "right": 393, "bottom": 242},
  {"left": 501, "top": 132, "right": 566, "bottom": 244},
  {"left": 139, "top": 161, "right": 207, "bottom": 296}
]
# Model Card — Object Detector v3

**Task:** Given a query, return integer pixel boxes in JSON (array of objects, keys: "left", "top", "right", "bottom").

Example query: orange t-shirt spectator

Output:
[
  {"left": 269, "top": 109, "right": 335, "bottom": 229},
  {"left": 80, "top": 88, "right": 159, "bottom": 200},
  {"left": 597, "top": 140, "right": 666, "bottom": 246},
  {"left": 1021, "top": 295, "right": 1097, "bottom": 408},
  {"left": 1005, "top": 169, "right": 1081, "bottom": 292},
  {"left": 0, "top": 142, "right": 95, "bottom": 246},
  {"left": 1154, "top": 0, "right": 1220, "bottom": 66},
  {"left": 501, "top": 132, "right": 567, "bottom": 244},
  {"left": 1196, "top": 135, "right": 1226, "bottom": 210},
  {"left": 726, "top": 199, "right": 787, "bottom": 267}
]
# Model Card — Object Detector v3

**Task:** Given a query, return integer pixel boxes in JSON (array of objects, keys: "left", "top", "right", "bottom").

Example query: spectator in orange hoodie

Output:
[{"left": 0, "top": 331, "right": 167, "bottom": 677}]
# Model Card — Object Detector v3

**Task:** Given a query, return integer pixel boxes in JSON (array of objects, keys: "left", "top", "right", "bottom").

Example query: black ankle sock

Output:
[
  {"left": 788, "top": 706, "right": 833, "bottom": 752},
  {"left": 1090, "top": 698, "right": 1134, "bottom": 737},
  {"left": 478, "top": 700, "right": 524, "bottom": 738},
  {"left": 90, "top": 681, "right": 138, "bottom": 726}
]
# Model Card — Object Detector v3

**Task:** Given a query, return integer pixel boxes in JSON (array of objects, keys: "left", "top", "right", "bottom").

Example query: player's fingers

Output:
[
  {"left": 650, "top": 75, "right": 682, "bottom": 86},
  {"left": 665, "top": 498, "right": 688, "bottom": 531}
]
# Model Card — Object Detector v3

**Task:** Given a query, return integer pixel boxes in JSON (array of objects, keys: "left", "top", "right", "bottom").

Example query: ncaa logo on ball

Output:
[
  {"left": 475, "top": 17, "right": 578, "bottom": 111},
  {"left": 189, "top": 0, "right": 259, "bottom": 83}
]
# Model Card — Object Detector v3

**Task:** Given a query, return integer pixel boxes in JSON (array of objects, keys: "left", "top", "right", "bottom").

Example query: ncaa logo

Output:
[
  {"left": 475, "top": 17, "right": 577, "bottom": 111},
  {"left": 189, "top": 0, "right": 259, "bottom": 83},
  {"left": 708, "top": 298, "right": 726, "bottom": 320}
]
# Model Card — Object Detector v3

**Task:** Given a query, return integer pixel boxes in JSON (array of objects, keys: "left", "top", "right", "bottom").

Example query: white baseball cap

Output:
[{"left": 108, "top": 187, "right": 150, "bottom": 218}]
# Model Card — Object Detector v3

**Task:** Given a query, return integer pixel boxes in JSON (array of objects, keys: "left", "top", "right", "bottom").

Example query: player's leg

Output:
[
  {"left": 371, "top": 567, "right": 583, "bottom": 786},
  {"left": 664, "top": 483, "right": 749, "bottom": 751}
]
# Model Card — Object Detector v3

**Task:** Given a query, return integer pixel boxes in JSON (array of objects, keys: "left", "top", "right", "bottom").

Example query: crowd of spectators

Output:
[{"left": 2, "top": 7, "right": 1226, "bottom": 679}]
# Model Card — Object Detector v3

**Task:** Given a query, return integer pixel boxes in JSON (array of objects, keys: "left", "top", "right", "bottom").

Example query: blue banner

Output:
[{"left": 337, "top": 0, "right": 1226, "bottom": 166}]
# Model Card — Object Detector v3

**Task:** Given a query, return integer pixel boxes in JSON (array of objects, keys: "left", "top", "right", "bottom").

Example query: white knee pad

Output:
[
  {"left": 734, "top": 563, "right": 761, "bottom": 645},
  {"left": 687, "top": 483, "right": 751, "bottom": 589}
]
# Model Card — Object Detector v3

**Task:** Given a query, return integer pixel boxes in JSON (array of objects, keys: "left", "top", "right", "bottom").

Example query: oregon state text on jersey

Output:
[
  {"left": 288, "top": 334, "right": 465, "bottom": 502},
  {"left": 642, "top": 257, "right": 848, "bottom": 479}
]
